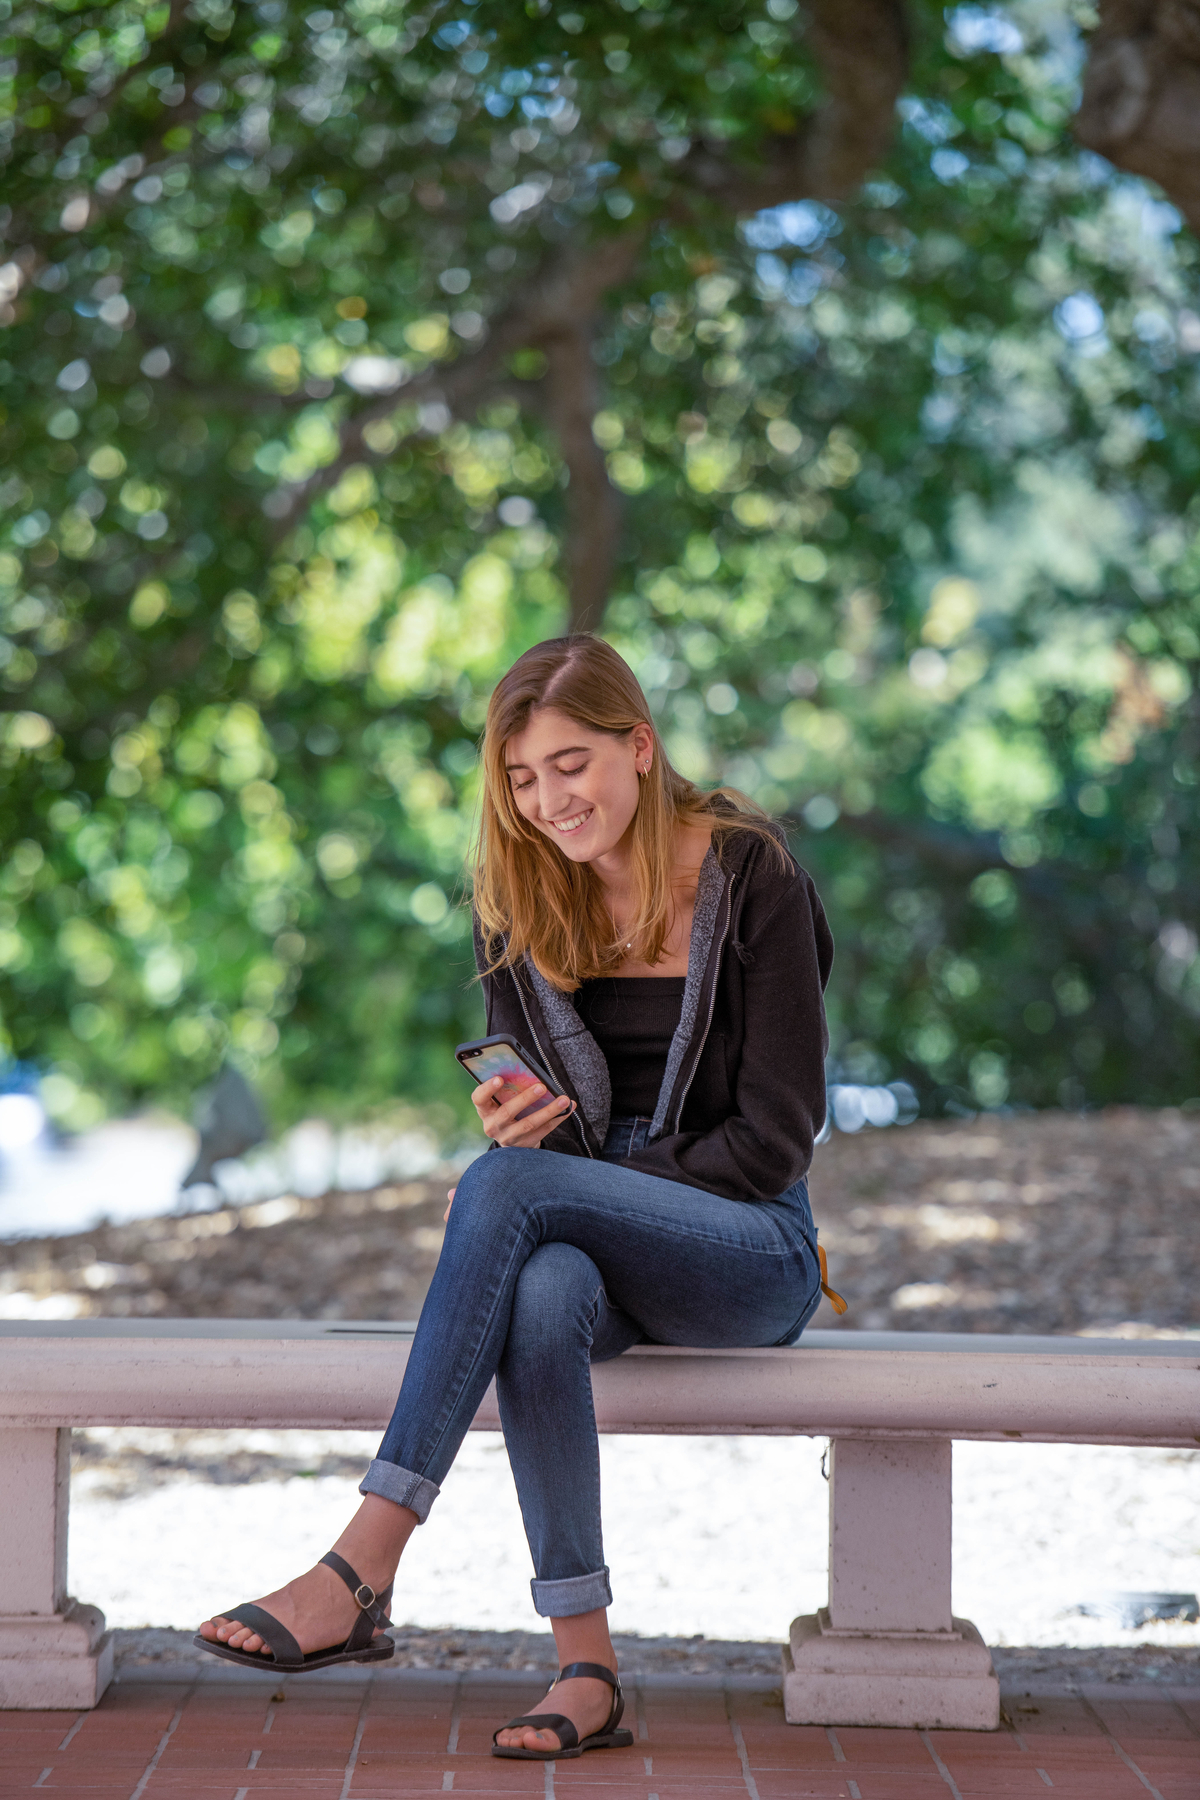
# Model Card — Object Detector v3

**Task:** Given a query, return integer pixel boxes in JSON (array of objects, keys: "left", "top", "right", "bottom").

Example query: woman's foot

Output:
[
  {"left": 198, "top": 1559, "right": 383, "bottom": 1658},
  {"left": 198, "top": 1493, "right": 419, "bottom": 1658},
  {"left": 494, "top": 1672, "right": 616, "bottom": 1753}
]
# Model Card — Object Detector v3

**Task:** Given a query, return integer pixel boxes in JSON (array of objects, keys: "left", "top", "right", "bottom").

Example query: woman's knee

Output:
[
  {"left": 507, "top": 1242, "right": 602, "bottom": 1348},
  {"left": 450, "top": 1144, "right": 539, "bottom": 1226}
]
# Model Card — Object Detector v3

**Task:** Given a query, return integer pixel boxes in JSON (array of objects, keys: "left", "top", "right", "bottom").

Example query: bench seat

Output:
[
  {"left": 2, "top": 1321, "right": 1196, "bottom": 1727},
  {"left": 1, "top": 1321, "right": 1195, "bottom": 1440}
]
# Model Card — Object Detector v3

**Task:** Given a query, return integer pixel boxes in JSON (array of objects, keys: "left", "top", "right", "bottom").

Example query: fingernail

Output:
[{"left": 558, "top": 1097, "right": 570, "bottom": 1109}]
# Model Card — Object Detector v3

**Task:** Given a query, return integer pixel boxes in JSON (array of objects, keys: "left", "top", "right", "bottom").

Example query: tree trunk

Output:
[{"left": 1076, "top": 0, "right": 1200, "bottom": 233}]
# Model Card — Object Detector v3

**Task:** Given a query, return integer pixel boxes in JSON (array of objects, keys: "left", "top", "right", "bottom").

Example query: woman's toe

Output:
[{"left": 205, "top": 1615, "right": 266, "bottom": 1654}]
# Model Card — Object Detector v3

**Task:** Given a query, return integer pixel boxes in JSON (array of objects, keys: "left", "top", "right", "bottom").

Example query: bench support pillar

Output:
[
  {"left": 783, "top": 1437, "right": 999, "bottom": 1729},
  {"left": 0, "top": 1428, "right": 112, "bottom": 1710}
]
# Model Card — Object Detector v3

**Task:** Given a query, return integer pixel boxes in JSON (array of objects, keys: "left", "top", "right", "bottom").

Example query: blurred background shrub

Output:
[{"left": 0, "top": 0, "right": 1197, "bottom": 1134}]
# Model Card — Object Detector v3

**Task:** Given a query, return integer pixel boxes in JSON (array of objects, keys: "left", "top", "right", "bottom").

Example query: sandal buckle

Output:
[{"left": 354, "top": 1582, "right": 376, "bottom": 1609}]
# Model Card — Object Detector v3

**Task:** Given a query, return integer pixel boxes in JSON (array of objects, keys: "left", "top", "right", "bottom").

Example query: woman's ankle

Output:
[
  {"left": 549, "top": 1605, "right": 617, "bottom": 1674},
  {"left": 331, "top": 1494, "right": 420, "bottom": 1589}
]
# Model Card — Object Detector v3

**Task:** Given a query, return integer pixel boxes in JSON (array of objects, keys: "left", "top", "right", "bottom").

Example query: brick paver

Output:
[{"left": 0, "top": 1666, "right": 1196, "bottom": 1799}]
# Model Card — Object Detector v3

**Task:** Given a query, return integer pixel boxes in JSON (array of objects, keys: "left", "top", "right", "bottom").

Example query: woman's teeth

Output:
[{"left": 552, "top": 808, "right": 592, "bottom": 834}]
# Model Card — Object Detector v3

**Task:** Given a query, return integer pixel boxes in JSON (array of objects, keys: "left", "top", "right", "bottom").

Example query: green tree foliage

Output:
[{"left": 0, "top": 0, "right": 1197, "bottom": 1134}]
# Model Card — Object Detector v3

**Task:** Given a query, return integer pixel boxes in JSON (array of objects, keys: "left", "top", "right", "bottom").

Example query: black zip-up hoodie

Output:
[{"left": 475, "top": 827, "right": 834, "bottom": 1203}]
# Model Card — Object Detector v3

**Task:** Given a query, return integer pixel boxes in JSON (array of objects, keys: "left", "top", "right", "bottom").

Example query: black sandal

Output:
[
  {"left": 492, "top": 1661, "right": 634, "bottom": 1760},
  {"left": 192, "top": 1550, "right": 396, "bottom": 1672}
]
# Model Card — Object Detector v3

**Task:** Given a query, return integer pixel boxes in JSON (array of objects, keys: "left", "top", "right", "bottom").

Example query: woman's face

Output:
[{"left": 504, "top": 706, "right": 654, "bottom": 865}]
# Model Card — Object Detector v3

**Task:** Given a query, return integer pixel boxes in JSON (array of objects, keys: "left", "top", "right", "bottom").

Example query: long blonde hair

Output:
[{"left": 473, "top": 635, "right": 787, "bottom": 990}]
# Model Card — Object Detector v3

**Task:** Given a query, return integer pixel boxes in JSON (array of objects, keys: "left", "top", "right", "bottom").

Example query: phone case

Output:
[{"left": 455, "top": 1034, "right": 565, "bottom": 1121}]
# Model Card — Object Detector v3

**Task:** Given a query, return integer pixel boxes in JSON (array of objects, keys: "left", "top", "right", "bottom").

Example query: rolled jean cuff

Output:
[
  {"left": 359, "top": 1458, "right": 441, "bottom": 1523},
  {"left": 530, "top": 1567, "right": 612, "bottom": 1619}
]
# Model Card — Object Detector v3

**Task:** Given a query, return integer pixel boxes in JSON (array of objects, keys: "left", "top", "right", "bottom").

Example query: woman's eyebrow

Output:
[{"left": 505, "top": 746, "right": 591, "bottom": 770}]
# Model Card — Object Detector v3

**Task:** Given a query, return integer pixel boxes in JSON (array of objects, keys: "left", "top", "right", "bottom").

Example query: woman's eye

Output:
[
  {"left": 559, "top": 765, "right": 586, "bottom": 777},
  {"left": 512, "top": 777, "right": 534, "bottom": 791}
]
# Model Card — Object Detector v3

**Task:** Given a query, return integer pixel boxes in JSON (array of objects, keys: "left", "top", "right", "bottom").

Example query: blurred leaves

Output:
[{"left": 0, "top": 0, "right": 1198, "bottom": 1129}]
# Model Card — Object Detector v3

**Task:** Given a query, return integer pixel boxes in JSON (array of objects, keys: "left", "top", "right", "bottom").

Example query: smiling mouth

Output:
[{"left": 550, "top": 808, "right": 593, "bottom": 835}]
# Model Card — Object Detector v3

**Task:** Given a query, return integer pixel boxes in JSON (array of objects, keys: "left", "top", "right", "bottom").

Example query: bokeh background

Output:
[
  {"left": 2, "top": 0, "right": 1199, "bottom": 1663},
  {"left": 2, "top": 0, "right": 1198, "bottom": 1150}
]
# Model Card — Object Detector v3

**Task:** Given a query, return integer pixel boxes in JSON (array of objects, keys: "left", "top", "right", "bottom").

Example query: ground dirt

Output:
[
  {"left": 4, "top": 1106, "right": 1198, "bottom": 1336},
  {"left": 112, "top": 1626, "right": 1200, "bottom": 1691}
]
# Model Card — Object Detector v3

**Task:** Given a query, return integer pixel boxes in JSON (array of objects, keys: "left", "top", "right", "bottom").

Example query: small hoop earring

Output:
[{"left": 639, "top": 761, "right": 650, "bottom": 778}]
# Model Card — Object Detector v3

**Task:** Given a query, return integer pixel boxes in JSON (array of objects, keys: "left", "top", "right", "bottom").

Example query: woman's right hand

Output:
[{"left": 470, "top": 1074, "right": 575, "bottom": 1150}]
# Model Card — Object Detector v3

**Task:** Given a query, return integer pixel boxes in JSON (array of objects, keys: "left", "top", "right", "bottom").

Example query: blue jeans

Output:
[{"left": 360, "top": 1117, "right": 822, "bottom": 1618}]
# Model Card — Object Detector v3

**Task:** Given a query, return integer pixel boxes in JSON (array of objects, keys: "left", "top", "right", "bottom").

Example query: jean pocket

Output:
[{"left": 601, "top": 1115, "right": 651, "bottom": 1160}]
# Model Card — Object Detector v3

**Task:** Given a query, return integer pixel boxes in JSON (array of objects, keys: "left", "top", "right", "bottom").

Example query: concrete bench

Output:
[{"left": 1, "top": 1320, "right": 1195, "bottom": 1727}]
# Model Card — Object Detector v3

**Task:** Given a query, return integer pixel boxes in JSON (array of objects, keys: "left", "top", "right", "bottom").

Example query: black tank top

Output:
[{"left": 573, "top": 976, "right": 687, "bottom": 1119}]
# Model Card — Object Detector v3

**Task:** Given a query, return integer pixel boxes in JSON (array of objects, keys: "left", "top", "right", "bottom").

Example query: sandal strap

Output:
[
  {"left": 342, "top": 1582, "right": 394, "bottom": 1656},
  {"left": 319, "top": 1551, "right": 394, "bottom": 1647},
  {"left": 555, "top": 1661, "right": 619, "bottom": 1688},
  {"left": 492, "top": 1712, "right": 579, "bottom": 1752},
  {"left": 552, "top": 1662, "right": 624, "bottom": 1738},
  {"left": 217, "top": 1602, "right": 302, "bottom": 1666},
  {"left": 320, "top": 1551, "right": 394, "bottom": 1627}
]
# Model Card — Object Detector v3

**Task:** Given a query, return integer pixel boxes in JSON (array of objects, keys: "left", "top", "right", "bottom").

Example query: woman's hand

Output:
[
  {"left": 471, "top": 1073, "right": 575, "bottom": 1150},
  {"left": 444, "top": 1078, "right": 575, "bottom": 1220}
]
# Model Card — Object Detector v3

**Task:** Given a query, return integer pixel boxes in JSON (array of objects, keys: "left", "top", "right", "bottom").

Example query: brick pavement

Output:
[{"left": 1, "top": 1665, "right": 1197, "bottom": 1799}]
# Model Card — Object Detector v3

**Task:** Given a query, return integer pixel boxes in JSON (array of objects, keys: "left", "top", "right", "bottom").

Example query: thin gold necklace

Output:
[{"left": 608, "top": 906, "right": 633, "bottom": 953}]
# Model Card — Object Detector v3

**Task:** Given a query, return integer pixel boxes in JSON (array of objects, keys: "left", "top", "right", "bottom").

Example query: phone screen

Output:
[{"left": 460, "top": 1043, "right": 553, "bottom": 1121}]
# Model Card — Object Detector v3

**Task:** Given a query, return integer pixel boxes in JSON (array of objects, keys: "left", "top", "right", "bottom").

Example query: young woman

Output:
[{"left": 196, "top": 634, "right": 835, "bottom": 1761}]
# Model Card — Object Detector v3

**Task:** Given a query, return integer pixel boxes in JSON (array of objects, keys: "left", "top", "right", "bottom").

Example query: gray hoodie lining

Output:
[
  {"left": 524, "top": 846, "right": 728, "bottom": 1148},
  {"left": 649, "top": 846, "right": 726, "bottom": 1139},
  {"left": 526, "top": 963, "right": 613, "bottom": 1143}
]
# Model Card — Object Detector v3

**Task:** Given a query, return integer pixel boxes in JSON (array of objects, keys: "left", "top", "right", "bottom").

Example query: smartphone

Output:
[{"left": 455, "top": 1034, "right": 567, "bottom": 1123}]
